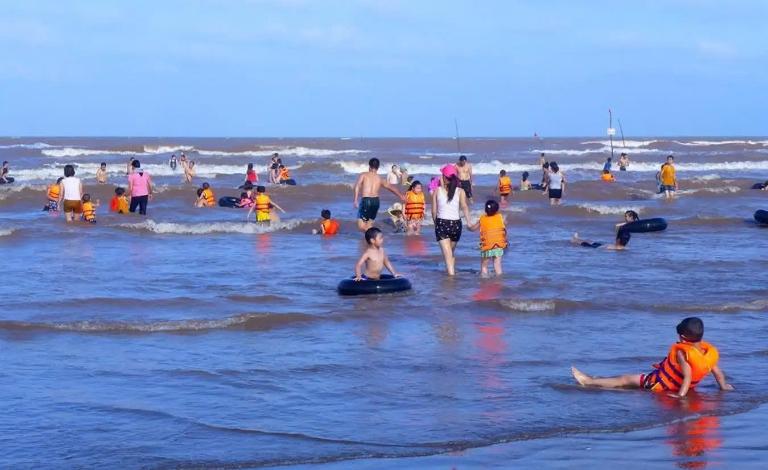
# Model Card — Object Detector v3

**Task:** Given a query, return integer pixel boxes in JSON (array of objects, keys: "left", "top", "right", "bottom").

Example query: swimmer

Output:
[
  {"left": 236, "top": 191, "right": 254, "bottom": 209},
  {"left": 660, "top": 155, "right": 678, "bottom": 199},
  {"left": 600, "top": 169, "right": 615, "bottom": 182},
  {"left": 520, "top": 171, "right": 532, "bottom": 191},
  {"left": 199, "top": 182, "right": 215, "bottom": 208},
  {"left": 456, "top": 155, "right": 474, "bottom": 203},
  {"left": 571, "top": 211, "right": 637, "bottom": 250},
  {"left": 0, "top": 161, "right": 9, "bottom": 183},
  {"left": 497, "top": 169, "right": 512, "bottom": 203},
  {"left": 126, "top": 157, "right": 135, "bottom": 176},
  {"left": 353, "top": 158, "right": 405, "bottom": 232},
  {"left": 194, "top": 188, "right": 205, "bottom": 208},
  {"left": 184, "top": 160, "right": 196, "bottom": 184},
  {"left": 44, "top": 177, "right": 64, "bottom": 212},
  {"left": 245, "top": 163, "right": 258, "bottom": 185},
  {"left": 96, "top": 162, "right": 108, "bottom": 184},
  {"left": 110, "top": 187, "right": 129, "bottom": 214},
  {"left": 572, "top": 317, "right": 734, "bottom": 398},
  {"left": 547, "top": 162, "right": 566, "bottom": 205},
  {"left": 354, "top": 227, "right": 399, "bottom": 281},
  {"left": 467, "top": 199, "right": 507, "bottom": 277},
  {"left": 404, "top": 180, "right": 426, "bottom": 235},
  {"left": 169, "top": 154, "right": 177, "bottom": 170},
  {"left": 619, "top": 152, "right": 629, "bottom": 171},
  {"left": 314, "top": 209, "right": 339, "bottom": 235},
  {"left": 387, "top": 165, "right": 401, "bottom": 186},
  {"left": 387, "top": 202, "right": 406, "bottom": 233},
  {"left": 81, "top": 194, "right": 99, "bottom": 223},
  {"left": 248, "top": 185, "right": 285, "bottom": 222},
  {"left": 603, "top": 156, "right": 613, "bottom": 173}
]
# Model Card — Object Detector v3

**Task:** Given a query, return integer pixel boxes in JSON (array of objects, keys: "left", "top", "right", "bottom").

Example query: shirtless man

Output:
[
  {"left": 456, "top": 155, "right": 473, "bottom": 203},
  {"left": 354, "top": 227, "right": 400, "bottom": 281},
  {"left": 353, "top": 158, "right": 404, "bottom": 231}
]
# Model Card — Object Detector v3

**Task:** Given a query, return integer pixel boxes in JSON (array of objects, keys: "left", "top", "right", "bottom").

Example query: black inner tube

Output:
[
  {"left": 623, "top": 218, "right": 667, "bottom": 233},
  {"left": 218, "top": 196, "right": 241, "bottom": 208},
  {"left": 337, "top": 274, "right": 412, "bottom": 296},
  {"left": 754, "top": 210, "right": 768, "bottom": 224}
]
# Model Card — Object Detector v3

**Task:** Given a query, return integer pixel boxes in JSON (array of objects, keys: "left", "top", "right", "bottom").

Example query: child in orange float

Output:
[
  {"left": 468, "top": 199, "right": 508, "bottom": 277},
  {"left": 315, "top": 209, "right": 339, "bottom": 235},
  {"left": 572, "top": 317, "right": 734, "bottom": 398},
  {"left": 403, "top": 180, "right": 425, "bottom": 235}
]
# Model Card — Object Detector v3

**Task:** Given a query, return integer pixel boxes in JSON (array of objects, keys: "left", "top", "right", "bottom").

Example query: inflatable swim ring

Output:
[
  {"left": 623, "top": 218, "right": 667, "bottom": 233},
  {"left": 751, "top": 183, "right": 766, "bottom": 190},
  {"left": 754, "top": 210, "right": 768, "bottom": 225},
  {"left": 337, "top": 274, "right": 412, "bottom": 296},
  {"left": 218, "top": 196, "right": 241, "bottom": 208},
  {"left": 0, "top": 177, "right": 14, "bottom": 184},
  {"left": 279, "top": 179, "right": 296, "bottom": 186}
]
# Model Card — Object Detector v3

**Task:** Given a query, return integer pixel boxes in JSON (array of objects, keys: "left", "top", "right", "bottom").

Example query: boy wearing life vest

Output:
[
  {"left": 600, "top": 169, "right": 615, "bottom": 182},
  {"left": 278, "top": 165, "right": 291, "bottom": 184},
  {"left": 497, "top": 170, "right": 512, "bottom": 203},
  {"left": 354, "top": 227, "right": 400, "bottom": 281},
  {"left": 572, "top": 317, "right": 734, "bottom": 398},
  {"left": 247, "top": 185, "right": 285, "bottom": 223},
  {"left": 467, "top": 199, "right": 507, "bottom": 276},
  {"left": 200, "top": 182, "right": 215, "bottom": 208},
  {"left": 110, "top": 187, "right": 129, "bottom": 214},
  {"left": 315, "top": 209, "right": 339, "bottom": 235},
  {"left": 81, "top": 194, "right": 99, "bottom": 223},
  {"left": 404, "top": 180, "right": 426, "bottom": 235},
  {"left": 44, "top": 177, "right": 64, "bottom": 212}
]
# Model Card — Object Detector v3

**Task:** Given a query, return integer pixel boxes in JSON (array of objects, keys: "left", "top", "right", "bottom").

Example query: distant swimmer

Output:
[
  {"left": 571, "top": 210, "right": 639, "bottom": 250},
  {"left": 619, "top": 152, "right": 630, "bottom": 171},
  {"left": 0, "top": 160, "right": 10, "bottom": 183},
  {"left": 184, "top": 160, "right": 196, "bottom": 184},
  {"left": 600, "top": 169, "right": 615, "bottom": 182},
  {"left": 354, "top": 227, "right": 400, "bottom": 281},
  {"left": 387, "top": 164, "right": 401, "bottom": 186},
  {"left": 539, "top": 152, "right": 547, "bottom": 168},
  {"left": 248, "top": 185, "right": 285, "bottom": 223},
  {"left": 353, "top": 158, "right": 405, "bottom": 232},
  {"left": 81, "top": 193, "right": 99, "bottom": 224},
  {"left": 520, "top": 171, "right": 532, "bottom": 191},
  {"left": 572, "top": 317, "right": 734, "bottom": 398},
  {"left": 404, "top": 180, "right": 426, "bottom": 235},
  {"left": 497, "top": 169, "right": 512, "bottom": 203},
  {"left": 540, "top": 161, "right": 550, "bottom": 192},
  {"left": 467, "top": 199, "right": 507, "bottom": 277},
  {"left": 110, "top": 187, "right": 129, "bottom": 214},
  {"left": 603, "top": 156, "right": 613, "bottom": 173},
  {"left": 659, "top": 155, "right": 678, "bottom": 199},
  {"left": 170, "top": 154, "right": 177, "bottom": 170},
  {"left": 546, "top": 161, "right": 566, "bottom": 206},
  {"left": 245, "top": 163, "right": 258, "bottom": 185},
  {"left": 456, "top": 155, "right": 474, "bottom": 203},
  {"left": 96, "top": 162, "right": 108, "bottom": 184},
  {"left": 313, "top": 209, "right": 339, "bottom": 235}
]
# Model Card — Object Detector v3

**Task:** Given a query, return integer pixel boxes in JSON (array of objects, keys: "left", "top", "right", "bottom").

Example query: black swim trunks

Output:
[
  {"left": 435, "top": 218, "right": 462, "bottom": 242},
  {"left": 548, "top": 188, "right": 562, "bottom": 199},
  {"left": 358, "top": 197, "right": 380, "bottom": 221},
  {"left": 460, "top": 180, "right": 472, "bottom": 198}
]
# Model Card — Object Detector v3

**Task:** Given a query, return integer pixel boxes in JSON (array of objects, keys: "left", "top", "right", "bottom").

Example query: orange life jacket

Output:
[
  {"left": 498, "top": 176, "right": 512, "bottom": 194},
  {"left": 82, "top": 201, "right": 96, "bottom": 222},
  {"left": 255, "top": 194, "right": 271, "bottom": 216},
  {"left": 279, "top": 168, "right": 290, "bottom": 181},
  {"left": 202, "top": 188, "right": 215, "bottom": 206},
  {"left": 647, "top": 341, "right": 719, "bottom": 393},
  {"left": 479, "top": 213, "right": 507, "bottom": 251},
  {"left": 321, "top": 219, "right": 339, "bottom": 235},
  {"left": 47, "top": 183, "right": 60, "bottom": 201},
  {"left": 404, "top": 191, "right": 425, "bottom": 220},
  {"left": 601, "top": 172, "right": 615, "bottom": 182}
]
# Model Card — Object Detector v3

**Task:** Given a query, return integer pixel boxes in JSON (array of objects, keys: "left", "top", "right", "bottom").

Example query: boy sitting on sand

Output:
[
  {"left": 572, "top": 317, "right": 734, "bottom": 398},
  {"left": 354, "top": 227, "right": 400, "bottom": 281}
]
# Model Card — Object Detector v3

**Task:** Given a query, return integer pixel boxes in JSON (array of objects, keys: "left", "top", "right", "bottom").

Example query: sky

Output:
[{"left": 1, "top": 0, "right": 767, "bottom": 137}]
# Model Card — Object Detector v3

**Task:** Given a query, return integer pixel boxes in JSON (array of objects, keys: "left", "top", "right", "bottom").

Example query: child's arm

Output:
[
  {"left": 711, "top": 365, "right": 735, "bottom": 391},
  {"left": 383, "top": 251, "right": 399, "bottom": 277},
  {"left": 270, "top": 199, "right": 286, "bottom": 213},
  {"left": 382, "top": 179, "right": 405, "bottom": 201},
  {"left": 354, "top": 252, "right": 370, "bottom": 281},
  {"left": 320, "top": 222, "right": 327, "bottom": 234},
  {"left": 467, "top": 221, "right": 480, "bottom": 232},
  {"left": 671, "top": 350, "right": 693, "bottom": 398}
]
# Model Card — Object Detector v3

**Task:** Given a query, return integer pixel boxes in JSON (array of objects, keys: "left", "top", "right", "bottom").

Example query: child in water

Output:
[
  {"left": 44, "top": 177, "right": 64, "bottom": 212},
  {"left": 197, "top": 182, "right": 215, "bottom": 208},
  {"left": 354, "top": 227, "right": 400, "bottom": 281},
  {"left": 601, "top": 169, "right": 615, "bottom": 182},
  {"left": 236, "top": 191, "right": 254, "bottom": 209},
  {"left": 81, "top": 194, "right": 99, "bottom": 223},
  {"left": 387, "top": 203, "right": 406, "bottom": 233},
  {"left": 248, "top": 185, "right": 285, "bottom": 222},
  {"left": 96, "top": 162, "right": 108, "bottom": 184},
  {"left": 571, "top": 210, "right": 638, "bottom": 250},
  {"left": 520, "top": 171, "right": 532, "bottom": 191},
  {"left": 313, "top": 209, "right": 339, "bottom": 235},
  {"left": 572, "top": 317, "right": 734, "bottom": 398},
  {"left": 468, "top": 200, "right": 508, "bottom": 276},
  {"left": 497, "top": 169, "right": 512, "bottom": 203},
  {"left": 110, "top": 187, "right": 129, "bottom": 214},
  {"left": 404, "top": 180, "right": 425, "bottom": 235}
]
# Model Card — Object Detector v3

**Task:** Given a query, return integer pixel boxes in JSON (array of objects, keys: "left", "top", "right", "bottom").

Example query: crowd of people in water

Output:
[{"left": 2, "top": 148, "right": 745, "bottom": 400}]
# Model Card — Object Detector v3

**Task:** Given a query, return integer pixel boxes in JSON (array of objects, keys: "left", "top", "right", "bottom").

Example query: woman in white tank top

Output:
[
  {"left": 547, "top": 161, "right": 566, "bottom": 206},
  {"left": 431, "top": 165, "right": 473, "bottom": 276},
  {"left": 60, "top": 164, "right": 84, "bottom": 223}
]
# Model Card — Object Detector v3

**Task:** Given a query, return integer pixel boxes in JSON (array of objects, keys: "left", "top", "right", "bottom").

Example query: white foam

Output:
[
  {"left": 674, "top": 140, "right": 768, "bottom": 147},
  {"left": 0, "top": 228, "right": 15, "bottom": 237},
  {"left": 0, "top": 142, "right": 56, "bottom": 149},
  {"left": 142, "top": 145, "right": 195, "bottom": 154},
  {"left": 500, "top": 299, "right": 556, "bottom": 312},
  {"left": 577, "top": 204, "right": 642, "bottom": 215},
  {"left": 581, "top": 140, "right": 657, "bottom": 148},
  {"left": 197, "top": 146, "right": 368, "bottom": 158},
  {"left": 119, "top": 218, "right": 308, "bottom": 235},
  {"left": 42, "top": 148, "right": 141, "bottom": 158}
]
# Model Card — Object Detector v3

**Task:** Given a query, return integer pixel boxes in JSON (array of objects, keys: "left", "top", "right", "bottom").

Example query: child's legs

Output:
[
  {"left": 479, "top": 257, "right": 490, "bottom": 275},
  {"left": 493, "top": 255, "right": 502, "bottom": 275}
]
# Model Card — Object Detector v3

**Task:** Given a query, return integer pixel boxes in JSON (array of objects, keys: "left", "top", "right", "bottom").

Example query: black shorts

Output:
[
  {"left": 548, "top": 188, "right": 562, "bottom": 199},
  {"left": 358, "top": 197, "right": 380, "bottom": 221},
  {"left": 460, "top": 180, "right": 472, "bottom": 198},
  {"left": 581, "top": 241, "right": 602, "bottom": 248},
  {"left": 435, "top": 218, "right": 462, "bottom": 242}
]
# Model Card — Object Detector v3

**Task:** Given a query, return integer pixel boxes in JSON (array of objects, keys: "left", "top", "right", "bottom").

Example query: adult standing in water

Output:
[
  {"left": 0, "top": 161, "right": 12, "bottom": 183},
  {"left": 432, "top": 164, "right": 473, "bottom": 276},
  {"left": 456, "top": 155, "right": 474, "bottom": 204},
  {"left": 268, "top": 153, "right": 280, "bottom": 184},
  {"left": 169, "top": 154, "right": 177, "bottom": 170},
  {"left": 59, "top": 164, "right": 84, "bottom": 223},
  {"left": 127, "top": 160, "right": 153, "bottom": 215},
  {"left": 618, "top": 152, "right": 630, "bottom": 171},
  {"left": 660, "top": 155, "right": 678, "bottom": 199},
  {"left": 353, "top": 157, "right": 404, "bottom": 231},
  {"left": 547, "top": 161, "right": 566, "bottom": 206},
  {"left": 387, "top": 165, "right": 401, "bottom": 186}
]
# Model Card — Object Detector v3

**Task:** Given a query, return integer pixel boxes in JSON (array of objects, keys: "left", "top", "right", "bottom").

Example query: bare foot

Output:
[{"left": 571, "top": 366, "right": 591, "bottom": 386}]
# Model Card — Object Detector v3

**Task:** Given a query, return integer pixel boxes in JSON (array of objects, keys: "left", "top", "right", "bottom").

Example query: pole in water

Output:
[
  {"left": 618, "top": 119, "right": 626, "bottom": 149},
  {"left": 454, "top": 118, "right": 462, "bottom": 154},
  {"left": 607, "top": 109, "right": 615, "bottom": 160}
]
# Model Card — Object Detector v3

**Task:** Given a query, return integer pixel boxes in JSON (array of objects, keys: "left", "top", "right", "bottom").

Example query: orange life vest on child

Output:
[
  {"left": 647, "top": 341, "right": 719, "bottom": 393},
  {"left": 479, "top": 213, "right": 508, "bottom": 251},
  {"left": 110, "top": 196, "right": 120, "bottom": 212},
  {"left": 404, "top": 191, "right": 425, "bottom": 220},
  {"left": 47, "top": 183, "right": 60, "bottom": 201},
  {"left": 82, "top": 201, "right": 96, "bottom": 222},
  {"left": 255, "top": 194, "right": 271, "bottom": 217},
  {"left": 601, "top": 172, "right": 615, "bottom": 182},
  {"left": 279, "top": 168, "right": 290, "bottom": 181},
  {"left": 202, "top": 188, "right": 215, "bottom": 206},
  {"left": 498, "top": 176, "right": 512, "bottom": 195},
  {"left": 321, "top": 219, "right": 339, "bottom": 235}
]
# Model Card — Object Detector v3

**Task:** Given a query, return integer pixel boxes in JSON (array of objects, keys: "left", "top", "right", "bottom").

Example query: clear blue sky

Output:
[{"left": 1, "top": 0, "right": 766, "bottom": 137}]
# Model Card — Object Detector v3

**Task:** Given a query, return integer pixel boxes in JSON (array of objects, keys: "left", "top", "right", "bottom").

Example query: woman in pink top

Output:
[{"left": 127, "top": 160, "right": 153, "bottom": 215}]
